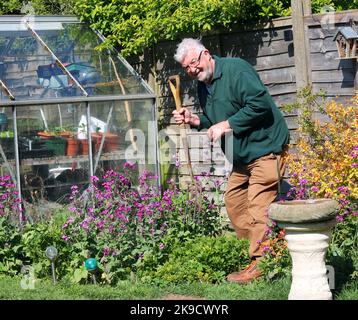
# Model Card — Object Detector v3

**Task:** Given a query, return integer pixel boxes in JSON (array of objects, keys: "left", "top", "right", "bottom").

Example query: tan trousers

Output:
[{"left": 224, "top": 148, "right": 288, "bottom": 259}]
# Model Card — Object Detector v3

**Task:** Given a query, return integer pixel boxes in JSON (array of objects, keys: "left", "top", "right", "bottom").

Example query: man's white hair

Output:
[{"left": 174, "top": 38, "right": 206, "bottom": 63}]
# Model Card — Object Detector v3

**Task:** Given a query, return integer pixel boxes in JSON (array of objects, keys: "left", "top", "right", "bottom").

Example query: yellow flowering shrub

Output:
[
  {"left": 286, "top": 92, "right": 357, "bottom": 220},
  {"left": 261, "top": 90, "right": 357, "bottom": 282}
]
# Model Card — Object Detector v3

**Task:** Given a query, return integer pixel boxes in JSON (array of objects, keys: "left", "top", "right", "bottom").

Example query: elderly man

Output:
[{"left": 172, "top": 38, "right": 290, "bottom": 284}]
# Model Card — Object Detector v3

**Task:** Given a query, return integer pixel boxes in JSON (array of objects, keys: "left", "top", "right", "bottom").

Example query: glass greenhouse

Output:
[{"left": 0, "top": 16, "right": 160, "bottom": 214}]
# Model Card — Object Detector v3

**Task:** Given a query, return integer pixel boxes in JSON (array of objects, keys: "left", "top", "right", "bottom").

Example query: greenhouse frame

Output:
[{"left": 0, "top": 15, "right": 161, "bottom": 220}]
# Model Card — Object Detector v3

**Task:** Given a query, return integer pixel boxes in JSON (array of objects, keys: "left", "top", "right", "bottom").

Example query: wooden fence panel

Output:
[{"left": 126, "top": 10, "right": 358, "bottom": 189}]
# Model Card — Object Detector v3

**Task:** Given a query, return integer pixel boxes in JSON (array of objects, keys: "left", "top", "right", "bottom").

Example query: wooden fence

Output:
[{"left": 127, "top": 9, "right": 358, "bottom": 204}]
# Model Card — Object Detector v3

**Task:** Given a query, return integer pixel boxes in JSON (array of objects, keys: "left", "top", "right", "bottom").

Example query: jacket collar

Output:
[{"left": 211, "top": 55, "right": 223, "bottom": 83}]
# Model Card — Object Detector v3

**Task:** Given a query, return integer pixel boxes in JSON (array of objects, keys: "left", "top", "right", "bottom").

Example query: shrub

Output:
[
  {"left": 0, "top": 175, "right": 23, "bottom": 276},
  {"left": 137, "top": 234, "right": 250, "bottom": 285},
  {"left": 0, "top": 175, "right": 74, "bottom": 278},
  {"left": 61, "top": 164, "right": 224, "bottom": 284},
  {"left": 258, "top": 221, "right": 292, "bottom": 280},
  {"left": 283, "top": 89, "right": 358, "bottom": 280},
  {"left": 74, "top": 0, "right": 358, "bottom": 57}
]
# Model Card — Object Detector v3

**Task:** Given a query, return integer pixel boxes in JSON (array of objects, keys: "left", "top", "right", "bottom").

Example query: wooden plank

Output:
[
  {"left": 291, "top": 0, "right": 310, "bottom": 89},
  {"left": 284, "top": 116, "right": 299, "bottom": 130},
  {"left": 310, "top": 52, "right": 355, "bottom": 71},
  {"left": 274, "top": 93, "right": 298, "bottom": 107},
  {"left": 157, "top": 95, "right": 198, "bottom": 110},
  {"left": 310, "top": 37, "right": 337, "bottom": 53},
  {"left": 219, "top": 25, "right": 293, "bottom": 44},
  {"left": 312, "top": 82, "right": 355, "bottom": 96},
  {"left": 305, "top": 10, "right": 358, "bottom": 27},
  {"left": 246, "top": 53, "right": 295, "bottom": 71},
  {"left": 311, "top": 69, "right": 355, "bottom": 83},
  {"left": 265, "top": 82, "right": 297, "bottom": 96},
  {"left": 258, "top": 67, "right": 296, "bottom": 85},
  {"left": 220, "top": 33, "right": 293, "bottom": 58},
  {"left": 155, "top": 52, "right": 295, "bottom": 77},
  {"left": 180, "top": 163, "right": 231, "bottom": 177},
  {"left": 158, "top": 77, "right": 197, "bottom": 97}
]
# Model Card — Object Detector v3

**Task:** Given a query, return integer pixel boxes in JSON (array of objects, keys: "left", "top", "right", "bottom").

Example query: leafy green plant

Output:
[
  {"left": 61, "top": 164, "right": 223, "bottom": 284},
  {"left": 73, "top": 0, "right": 358, "bottom": 57},
  {"left": 284, "top": 89, "right": 358, "bottom": 281},
  {"left": 258, "top": 222, "right": 292, "bottom": 281},
  {"left": 0, "top": 0, "right": 22, "bottom": 14},
  {"left": 0, "top": 0, "right": 76, "bottom": 15},
  {"left": 137, "top": 234, "right": 250, "bottom": 285}
]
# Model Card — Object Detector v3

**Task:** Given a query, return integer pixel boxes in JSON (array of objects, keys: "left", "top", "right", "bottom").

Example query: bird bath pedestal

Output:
[{"left": 268, "top": 199, "right": 339, "bottom": 300}]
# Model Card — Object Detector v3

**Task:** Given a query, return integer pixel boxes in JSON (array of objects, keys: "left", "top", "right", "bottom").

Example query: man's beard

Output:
[{"left": 197, "top": 67, "right": 213, "bottom": 83}]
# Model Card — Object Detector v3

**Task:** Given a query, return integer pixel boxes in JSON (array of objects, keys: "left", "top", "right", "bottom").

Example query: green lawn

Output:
[{"left": 0, "top": 276, "right": 356, "bottom": 300}]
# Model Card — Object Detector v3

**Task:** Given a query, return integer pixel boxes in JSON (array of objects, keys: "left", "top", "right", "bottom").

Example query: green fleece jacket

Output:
[{"left": 196, "top": 55, "right": 290, "bottom": 165}]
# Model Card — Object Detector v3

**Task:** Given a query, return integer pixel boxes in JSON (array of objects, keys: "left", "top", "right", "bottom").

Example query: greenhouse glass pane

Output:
[
  {"left": 16, "top": 103, "right": 91, "bottom": 203},
  {"left": 90, "top": 100, "right": 159, "bottom": 183},
  {"left": 0, "top": 19, "right": 151, "bottom": 102},
  {"left": 0, "top": 108, "right": 16, "bottom": 179},
  {"left": 0, "top": 30, "right": 81, "bottom": 101},
  {"left": 37, "top": 23, "right": 150, "bottom": 96}
]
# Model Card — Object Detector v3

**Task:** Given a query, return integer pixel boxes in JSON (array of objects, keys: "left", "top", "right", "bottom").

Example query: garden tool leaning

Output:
[{"left": 168, "top": 75, "right": 201, "bottom": 199}]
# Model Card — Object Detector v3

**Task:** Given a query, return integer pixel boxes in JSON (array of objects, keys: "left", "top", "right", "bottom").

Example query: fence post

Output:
[{"left": 291, "top": 0, "right": 312, "bottom": 90}]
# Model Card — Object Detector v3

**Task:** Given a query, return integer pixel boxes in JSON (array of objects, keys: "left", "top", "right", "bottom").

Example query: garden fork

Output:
[{"left": 168, "top": 75, "right": 202, "bottom": 201}]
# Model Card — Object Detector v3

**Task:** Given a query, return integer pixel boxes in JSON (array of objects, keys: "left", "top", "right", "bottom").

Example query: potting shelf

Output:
[{"left": 16, "top": 150, "right": 129, "bottom": 166}]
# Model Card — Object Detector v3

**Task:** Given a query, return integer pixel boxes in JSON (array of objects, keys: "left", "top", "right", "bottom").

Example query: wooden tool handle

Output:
[{"left": 168, "top": 75, "right": 182, "bottom": 111}]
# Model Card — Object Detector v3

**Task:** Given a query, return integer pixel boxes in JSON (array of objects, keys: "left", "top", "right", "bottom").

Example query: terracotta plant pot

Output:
[
  {"left": 66, "top": 138, "right": 79, "bottom": 156},
  {"left": 37, "top": 131, "right": 56, "bottom": 139},
  {"left": 59, "top": 131, "right": 73, "bottom": 138},
  {"left": 91, "top": 132, "right": 120, "bottom": 153},
  {"left": 91, "top": 132, "right": 102, "bottom": 153},
  {"left": 104, "top": 133, "right": 120, "bottom": 152},
  {"left": 79, "top": 139, "right": 89, "bottom": 155}
]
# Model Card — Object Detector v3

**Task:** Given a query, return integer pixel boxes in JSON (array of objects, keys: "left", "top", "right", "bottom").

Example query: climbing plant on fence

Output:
[{"left": 1, "top": 1, "right": 357, "bottom": 56}]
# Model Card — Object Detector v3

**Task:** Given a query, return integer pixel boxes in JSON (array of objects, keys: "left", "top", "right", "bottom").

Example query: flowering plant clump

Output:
[
  {"left": 0, "top": 175, "right": 22, "bottom": 220},
  {"left": 258, "top": 214, "right": 291, "bottom": 280},
  {"left": 0, "top": 175, "right": 24, "bottom": 275},
  {"left": 286, "top": 92, "right": 357, "bottom": 220},
  {"left": 260, "top": 90, "right": 357, "bottom": 281},
  {"left": 61, "top": 163, "right": 223, "bottom": 284},
  {"left": 284, "top": 90, "right": 357, "bottom": 280}
]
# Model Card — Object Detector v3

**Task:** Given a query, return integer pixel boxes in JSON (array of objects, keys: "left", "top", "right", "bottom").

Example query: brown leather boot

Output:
[{"left": 226, "top": 259, "right": 262, "bottom": 284}]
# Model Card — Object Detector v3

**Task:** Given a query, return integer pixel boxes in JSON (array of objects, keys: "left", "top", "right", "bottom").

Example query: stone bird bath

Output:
[{"left": 268, "top": 198, "right": 339, "bottom": 300}]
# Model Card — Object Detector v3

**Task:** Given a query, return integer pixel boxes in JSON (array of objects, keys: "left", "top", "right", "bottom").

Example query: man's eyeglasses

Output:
[{"left": 183, "top": 50, "right": 204, "bottom": 72}]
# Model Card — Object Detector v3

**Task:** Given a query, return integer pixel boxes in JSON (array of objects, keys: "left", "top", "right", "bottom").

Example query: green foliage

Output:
[
  {"left": 258, "top": 226, "right": 292, "bottom": 281},
  {"left": 138, "top": 235, "right": 250, "bottom": 285},
  {"left": 0, "top": 218, "right": 23, "bottom": 276},
  {"left": 0, "top": 207, "right": 72, "bottom": 278},
  {"left": 328, "top": 214, "right": 358, "bottom": 281},
  {"left": 314, "top": 0, "right": 358, "bottom": 12},
  {"left": 59, "top": 167, "right": 224, "bottom": 284},
  {"left": 73, "top": 0, "right": 358, "bottom": 57},
  {"left": 281, "top": 86, "right": 327, "bottom": 144},
  {"left": 0, "top": 0, "right": 21, "bottom": 15},
  {"left": 28, "top": 0, "right": 76, "bottom": 14},
  {"left": 0, "top": 0, "right": 76, "bottom": 15},
  {"left": 74, "top": 0, "right": 279, "bottom": 56},
  {"left": 1, "top": 1, "right": 357, "bottom": 57}
]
